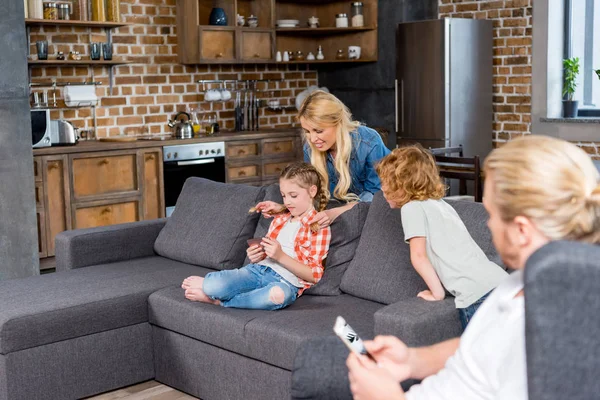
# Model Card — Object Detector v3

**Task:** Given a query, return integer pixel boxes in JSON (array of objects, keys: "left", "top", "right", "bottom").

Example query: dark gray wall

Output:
[
  {"left": 317, "top": 0, "right": 438, "bottom": 147},
  {"left": 0, "top": 0, "right": 39, "bottom": 279}
]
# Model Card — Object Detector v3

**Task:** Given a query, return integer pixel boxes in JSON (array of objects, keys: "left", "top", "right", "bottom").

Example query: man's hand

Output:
[
  {"left": 246, "top": 244, "right": 266, "bottom": 263},
  {"left": 363, "top": 336, "right": 413, "bottom": 382},
  {"left": 417, "top": 290, "right": 441, "bottom": 301},
  {"left": 347, "top": 352, "right": 405, "bottom": 400},
  {"left": 261, "top": 237, "right": 283, "bottom": 261}
]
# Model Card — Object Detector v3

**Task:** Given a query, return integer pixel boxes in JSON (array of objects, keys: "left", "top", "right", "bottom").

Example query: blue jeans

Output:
[
  {"left": 458, "top": 292, "right": 491, "bottom": 330},
  {"left": 203, "top": 264, "right": 298, "bottom": 310}
]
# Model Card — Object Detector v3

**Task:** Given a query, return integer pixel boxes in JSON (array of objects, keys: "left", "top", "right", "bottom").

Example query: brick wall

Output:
[
  {"left": 28, "top": 0, "right": 315, "bottom": 138},
  {"left": 439, "top": 0, "right": 599, "bottom": 158}
]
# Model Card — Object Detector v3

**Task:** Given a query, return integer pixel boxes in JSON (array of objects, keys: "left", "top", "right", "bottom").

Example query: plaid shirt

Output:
[{"left": 266, "top": 209, "right": 331, "bottom": 295}]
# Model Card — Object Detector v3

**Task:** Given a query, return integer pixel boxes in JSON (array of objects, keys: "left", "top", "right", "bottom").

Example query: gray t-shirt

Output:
[{"left": 401, "top": 199, "right": 508, "bottom": 308}]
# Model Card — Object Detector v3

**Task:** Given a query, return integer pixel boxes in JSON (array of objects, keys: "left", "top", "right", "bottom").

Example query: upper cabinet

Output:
[{"left": 176, "top": 0, "right": 377, "bottom": 64}]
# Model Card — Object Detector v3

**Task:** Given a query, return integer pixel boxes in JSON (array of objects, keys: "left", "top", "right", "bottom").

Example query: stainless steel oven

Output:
[{"left": 163, "top": 142, "right": 226, "bottom": 217}]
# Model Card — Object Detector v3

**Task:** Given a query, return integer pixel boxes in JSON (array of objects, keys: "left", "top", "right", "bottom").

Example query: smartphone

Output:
[
  {"left": 333, "top": 316, "right": 375, "bottom": 361},
  {"left": 247, "top": 238, "right": 263, "bottom": 247}
]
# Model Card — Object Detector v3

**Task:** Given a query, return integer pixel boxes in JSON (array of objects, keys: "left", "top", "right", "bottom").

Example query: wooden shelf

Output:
[
  {"left": 25, "top": 18, "right": 133, "bottom": 28},
  {"left": 277, "top": 58, "right": 377, "bottom": 64},
  {"left": 28, "top": 60, "right": 134, "bottom": 66},
  {"left": 276, "top": 27, "right": 374, "bottom": 35}
]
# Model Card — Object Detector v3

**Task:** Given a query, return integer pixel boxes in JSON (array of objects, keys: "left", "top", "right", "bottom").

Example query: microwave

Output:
[{"left": 31, "top": 109, "right": 51, "bottom": 148}]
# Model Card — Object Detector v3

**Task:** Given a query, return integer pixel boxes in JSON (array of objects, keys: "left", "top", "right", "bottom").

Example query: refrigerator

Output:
[{"left": 395, "top": 18, "right": 493, "bottom": 158}]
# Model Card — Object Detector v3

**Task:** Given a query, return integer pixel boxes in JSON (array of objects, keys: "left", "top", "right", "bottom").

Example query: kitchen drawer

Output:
[
  {"left": 74, "top": 200, "right": 139, "bottom": 230},
  {"left": 72, "top": 152, "right": 138, "bottom": 199},
  {"left": 35, "top": 182, "right": 44, "bottom": 209},
  {"left": 227, "top": 163, "right": 261, "bottom": 181},
  {"left": 34, "top": 157, "right": 43, "bottom": 182},
  {"left": 226, "top": 141, "right": 260, "bottom": 160},
  {"left": 262, "top": 138, "right": 296, "bottom": 158},
  {"left": 240, "top": 31, "right": 273, "bottom": 61},
  {"left": 200, "top": 28, "right": 235, "bottom": 61},
  {"left": 263, "top": 160, "right": 291, "bottom": 178}
]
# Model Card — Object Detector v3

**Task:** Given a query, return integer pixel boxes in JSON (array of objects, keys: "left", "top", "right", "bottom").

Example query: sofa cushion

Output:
[
  {"left": 0, "top": 256, "right": 213, "bottom": 355},
  {"left": 148, "top": 287, "right": 381, "bottom": 370},
  {"left": 154, "top": 178, "right": 264, "bottom": 270},
  {"left": 445, "top": 200, "right": 503, "bottom": 267},
  {"left": 307, "top": 201, "right": 370, "bottom": 296},
  {"left": 340, "top": 192, "right": 427, "bottom": 304}
]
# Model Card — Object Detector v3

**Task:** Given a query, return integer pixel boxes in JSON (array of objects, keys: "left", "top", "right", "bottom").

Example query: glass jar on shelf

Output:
[
  {"left": 350, "top": 2, "right": 364, "bottom": 27},
  {"left": 43, "top": 2, "right": 58, "bottom": 19}
]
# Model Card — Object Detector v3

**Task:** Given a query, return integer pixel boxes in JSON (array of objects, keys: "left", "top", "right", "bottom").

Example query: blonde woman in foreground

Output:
[
  {"left": 255, "top": 90, "right": 390, "bottom": 227},
  {"left": 347, "top": 135, "right": 600, "bottom": 400}
]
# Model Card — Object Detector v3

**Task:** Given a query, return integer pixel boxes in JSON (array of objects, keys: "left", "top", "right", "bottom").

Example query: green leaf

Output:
[{"left": 596, "top": 69, "right": 600, "bottom": 80}]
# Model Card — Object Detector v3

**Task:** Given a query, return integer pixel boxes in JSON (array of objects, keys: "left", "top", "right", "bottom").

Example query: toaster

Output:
[{"left": 49, "top": 120, "right": 78, "bottom": 146}]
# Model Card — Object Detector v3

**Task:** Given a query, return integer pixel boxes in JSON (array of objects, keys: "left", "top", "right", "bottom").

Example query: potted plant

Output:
[{"left": 562, "top": 57, "right": 580, "bottom": 118}]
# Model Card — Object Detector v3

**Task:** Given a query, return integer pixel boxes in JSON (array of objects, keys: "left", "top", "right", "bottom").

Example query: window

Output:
[{"left": 564, "top": 0, "right": 600, "bottom": 116}]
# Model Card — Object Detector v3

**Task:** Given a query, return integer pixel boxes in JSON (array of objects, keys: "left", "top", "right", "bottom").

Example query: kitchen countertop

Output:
[{"left": 32, "top": 128, "right": 301, "bottom": 156}]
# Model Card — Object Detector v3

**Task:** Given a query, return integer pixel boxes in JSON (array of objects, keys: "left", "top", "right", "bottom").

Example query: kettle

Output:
[{"left": 168, "top": 112, "right": 194, "bottom": 139}]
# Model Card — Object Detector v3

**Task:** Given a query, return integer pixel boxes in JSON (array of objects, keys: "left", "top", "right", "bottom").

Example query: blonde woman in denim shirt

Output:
[{"left": 256, "top": 91, "right": 390, "bottom": 228}]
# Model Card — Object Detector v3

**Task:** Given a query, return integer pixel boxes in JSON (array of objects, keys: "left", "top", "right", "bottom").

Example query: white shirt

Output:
[
  {"left": 260, "top": 218, "right": 304, "bottom": 287},
  {"left": 401, "top": 200, "right": 508, "bottom": 308},
  {"left": 406, "top": 270, "right": 527, "bottom": 400}
]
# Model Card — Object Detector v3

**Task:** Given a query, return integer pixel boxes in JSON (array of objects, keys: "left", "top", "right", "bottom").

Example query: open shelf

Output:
[
  {"left": 277, "top": 58, "right": 376, "bottom": 64},
  {"left": 25, "top": 18, "right": 133, "bottom": 28},
  {"left": 276, "top": 27, "right": 374, "bottom": 35},
  {"left": 28, "top": 60, "right": 134, "bottom": 66}
]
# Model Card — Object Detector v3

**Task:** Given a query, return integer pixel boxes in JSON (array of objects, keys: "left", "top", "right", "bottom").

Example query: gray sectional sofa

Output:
[{"left": 0, "top": 178, "right": 500, "bottom": 400}]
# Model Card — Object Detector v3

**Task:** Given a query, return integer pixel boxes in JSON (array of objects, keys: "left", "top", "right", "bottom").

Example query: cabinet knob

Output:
[
  {"left": 253, "top": 53, "right": 260, "bottom": 58},
  {"left": 275, "top": 167, "right": 281, "bottom": 173},
  {"left": 101, "top": 207, "right": 112, "bottom": 215},
  {"left": 237, "top": 149, "right": 246, "bottom": 155},
  {"left": 274, "top": 146, "right": 281, "bottom": 151},
  {"left": 99, "top": 158, "right": 109, "bottom": 166},
  {"left": 239, "top": 170, "right": 246, "bottom": 177},
  {"left": 216, "top": 52, "right": 224, "bottom": 58},
  {"left": 48, "top": 161, "right": 58, "bottom": 170},
  {"left": 145, "top": 154, "right": 155, "bottom": 161}
]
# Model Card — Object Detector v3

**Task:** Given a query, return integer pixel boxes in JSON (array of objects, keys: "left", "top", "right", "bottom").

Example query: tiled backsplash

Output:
[{"left": 28, "top": 0, "right": 317, "bottom": 138}]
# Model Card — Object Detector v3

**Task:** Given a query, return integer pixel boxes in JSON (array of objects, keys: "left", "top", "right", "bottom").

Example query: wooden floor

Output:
[{"left": 86, "top": 381, "right": 198, "bottom": 400}]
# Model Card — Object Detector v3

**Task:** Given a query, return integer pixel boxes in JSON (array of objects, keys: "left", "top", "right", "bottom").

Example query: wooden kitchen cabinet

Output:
[
  {"left": 33, "top": 147, "right": 165, "bottom": 260},
  {"left": 176, "top": 0, "right": 377, "bottom": 65}
]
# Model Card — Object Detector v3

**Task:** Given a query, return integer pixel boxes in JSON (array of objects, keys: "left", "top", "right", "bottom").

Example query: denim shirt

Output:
[{"left": 303, "top": 125, "right": 390, "bottom": 202}]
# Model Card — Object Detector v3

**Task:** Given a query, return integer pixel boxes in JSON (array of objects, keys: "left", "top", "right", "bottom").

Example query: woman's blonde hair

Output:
[
  {"left": 280, "top": 162, "right": 329, "bottom": 213},
  {"left": 376, "top": 145, "right": 446, "bottom": 207},
  {"left": 297, "top": 90, "right": 360, "bottom": 202},
  {"left": 484, "top": 135, "right": 600, "bottom": 244}
]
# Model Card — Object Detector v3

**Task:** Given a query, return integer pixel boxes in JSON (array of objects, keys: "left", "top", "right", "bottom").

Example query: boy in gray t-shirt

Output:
[{"left": 376, "top": 146, "right": 508, "bottom": 328}]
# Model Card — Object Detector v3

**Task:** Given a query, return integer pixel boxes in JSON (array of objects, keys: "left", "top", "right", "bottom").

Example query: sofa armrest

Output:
[
  {"left": 55, "top": 218, "right": 167, "bottom": 271},
  {"left": 374, "top": 297, "right": 462, "bottom": 347}
]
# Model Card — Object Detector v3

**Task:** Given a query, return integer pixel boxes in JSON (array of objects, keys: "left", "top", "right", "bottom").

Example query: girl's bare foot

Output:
[
  {"left": 184, "top": 287, "right": 220, "bottom": 305},
  {"left": 181, "top": 276, "right": 204, "bottom": 290}
]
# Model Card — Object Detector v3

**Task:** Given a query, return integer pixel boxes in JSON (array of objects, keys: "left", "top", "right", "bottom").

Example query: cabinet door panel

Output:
[
  {"left": 200, "top": 29, "right": 235, "bottom": 61},
  {"left": 75, "top": 201, "right": 139, "bottom": 230},
  {"left": 241, "top": 31, "right": 272, "bottom": 61},
  {"left": 43, "top": 156, "right": 70, "bottom": 256},
  {"left": 141, "top": 149, "right": 164, "bottom": 220},
  {"left": 72, "top": 153, "right": 138, "bottom": 199}
]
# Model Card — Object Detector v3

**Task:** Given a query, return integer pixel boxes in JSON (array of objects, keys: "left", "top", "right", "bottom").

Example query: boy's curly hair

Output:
[{"left": 376, "top": 145, "right": 446, "bottom": 207}]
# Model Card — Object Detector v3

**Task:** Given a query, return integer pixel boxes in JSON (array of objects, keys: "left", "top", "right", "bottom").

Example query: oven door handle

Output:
[{"left": 176, "top": 158, "right": 216, "bottom": 166}]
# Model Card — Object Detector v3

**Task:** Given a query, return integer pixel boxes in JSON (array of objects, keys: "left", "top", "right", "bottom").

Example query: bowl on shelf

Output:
[{"left": 276, "top": 19, "right": 300, "bottom": 28}]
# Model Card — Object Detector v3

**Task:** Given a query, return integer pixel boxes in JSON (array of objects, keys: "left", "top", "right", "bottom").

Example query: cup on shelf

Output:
[
  {"left": 247, "top": 15, "right": 258, "bottom": 28},
  {"left": 102, "top": 43, "right": 113, "bottom": 60},
  {"left": 220, "top": 89, "right": 232, "bottom": 101},
  {"left": 36, "top": 40, "right": 48, "bottom": 60},
  {"left": 90, "top": 42, "right": 101, "bottom": 60},
  {"left": 307, "top": 16, "right": 319, "bottom": 28},
  {"left": 348, "top": 45, "right": 361, "bottom": 60},
  {"left": 205, "top": 89, "right": 222, "bottom": 102}
]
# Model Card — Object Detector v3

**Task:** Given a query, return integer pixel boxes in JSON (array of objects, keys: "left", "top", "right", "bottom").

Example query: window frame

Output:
[{"left": 564, "top": 0, "right": 600, "bottom": 117}]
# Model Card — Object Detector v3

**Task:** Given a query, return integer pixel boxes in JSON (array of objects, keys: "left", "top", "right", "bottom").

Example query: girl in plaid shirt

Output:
[{"left": 182, "top": 162, "right": 331, "bottom": 310}]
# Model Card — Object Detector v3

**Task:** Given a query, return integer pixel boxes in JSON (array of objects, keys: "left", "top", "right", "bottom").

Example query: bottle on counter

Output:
[{"left": 91, "top": 0, "right": 106, "bottom": 21}]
